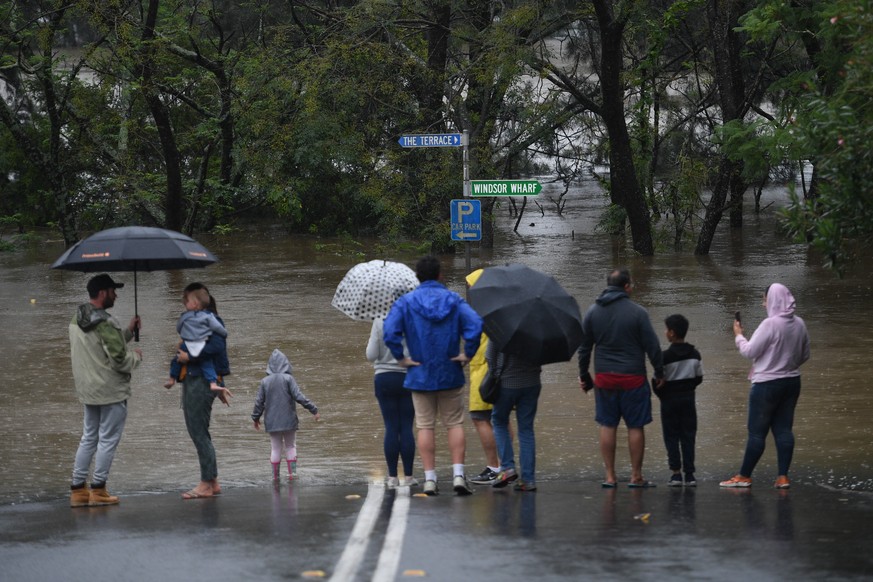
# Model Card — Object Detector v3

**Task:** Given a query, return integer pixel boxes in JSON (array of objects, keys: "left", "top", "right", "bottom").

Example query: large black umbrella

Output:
[
  {"left": 51, "top": 226, "right": 218, "bottom": 340},
  {"left": 468, "top": 263, "right": 583, "bottom": 365}
]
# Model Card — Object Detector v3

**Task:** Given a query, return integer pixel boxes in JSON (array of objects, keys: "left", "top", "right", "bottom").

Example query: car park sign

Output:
[{"left": 450, "top": 199, "right": 481, "bottom": 241}]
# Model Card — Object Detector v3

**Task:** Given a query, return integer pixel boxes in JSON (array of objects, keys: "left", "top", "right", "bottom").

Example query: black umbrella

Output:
[
  {"left": 468, "top": 263, "right": 583, "bottom": 365},
  {"left": 51, "top": 226, "right": 218, "bottom": 340}
]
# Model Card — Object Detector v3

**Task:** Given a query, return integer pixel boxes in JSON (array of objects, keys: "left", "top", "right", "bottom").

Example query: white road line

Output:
[
  {"left": 329, "top": 482, "right": 385, "bottom": 582},
  {"left": 371, "top": 485, "right": 411, "bottom": 582}
]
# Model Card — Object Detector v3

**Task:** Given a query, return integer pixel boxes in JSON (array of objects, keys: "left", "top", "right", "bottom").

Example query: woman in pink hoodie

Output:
[{"left": 720, "top": 283, "right": 811, "bottom": 489}]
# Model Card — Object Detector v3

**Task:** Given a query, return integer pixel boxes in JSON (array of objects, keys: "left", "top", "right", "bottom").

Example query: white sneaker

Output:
[
  {"left": 401, "top": 476, "right": 419, "bottom": 487},
  {"left": 386, "top": 477, "right": 399, "bottom": 489},
  {"left": 423, "top": 480, "right": 439, "bottom": 496},
  {"left": 453, "top": 475, "right": 473, "bottom": 496}
]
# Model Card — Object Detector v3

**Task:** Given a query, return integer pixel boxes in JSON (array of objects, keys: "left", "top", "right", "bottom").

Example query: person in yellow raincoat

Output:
[{"left": 466, "top": 269, "right": 505, "bottom": 485}]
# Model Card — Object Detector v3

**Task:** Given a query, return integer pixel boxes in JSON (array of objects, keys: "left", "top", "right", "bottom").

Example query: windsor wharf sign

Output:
[
  {"left": 397, "top": 133, "right": 463, "bottom": 148},
  {"left": 470, "top": 180, "right": 542, "bottom": 196}
]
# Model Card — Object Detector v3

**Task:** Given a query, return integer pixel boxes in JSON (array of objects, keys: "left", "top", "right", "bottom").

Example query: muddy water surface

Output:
[{"left": 1, "top": 183, "right": 871, "bottom": 505}]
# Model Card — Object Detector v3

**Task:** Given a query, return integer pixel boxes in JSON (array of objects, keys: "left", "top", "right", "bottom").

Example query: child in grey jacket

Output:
[{"left": 252, "top": 349, "right": 320, "bottom": 481}]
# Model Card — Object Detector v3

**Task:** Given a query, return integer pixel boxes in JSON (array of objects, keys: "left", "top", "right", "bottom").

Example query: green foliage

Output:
[
  {"left": 596, "top": 203, "right": 628, "bottom": 236},
  {"left": 2, "top": 0, "right": 862, "bottom": 263},
  {"left": 735, "top": 0, "right": 873, "bottom": 272},
  {"left": 652, "top": 155, "right": 707, "bottom": 251}
]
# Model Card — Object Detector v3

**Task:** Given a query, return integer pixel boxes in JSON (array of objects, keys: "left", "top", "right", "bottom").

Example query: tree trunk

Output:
[
  {"left": 0, "top": 8, "right": 79, "bottom": 245},
  {"left": 140, "top": 0, "right": 184, "bottom": 232},
  {"left": 695, "top": 0, "right": 747, "bottom": 255},
  {"left": 593, "top": 0, "right": 654, "bottom": 255}
]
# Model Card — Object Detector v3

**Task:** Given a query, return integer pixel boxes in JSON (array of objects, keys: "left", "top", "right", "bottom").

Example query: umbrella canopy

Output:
[
  {"left": 51, "top": 226, "right": 217, "bottom": 273},
  {"left": 332, "top": 260, "right": 419, "bottom": 321},
  {"left": 468, "top": 263, "right": 583, "bottom": 365},
  {"left": 51, "top": 226, "right": 218, "bottom": 340}
]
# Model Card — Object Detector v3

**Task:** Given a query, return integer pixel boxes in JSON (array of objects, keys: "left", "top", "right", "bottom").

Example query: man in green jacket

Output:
[{"left": 69, "top": 274, "right": 142, "bottom": 507}]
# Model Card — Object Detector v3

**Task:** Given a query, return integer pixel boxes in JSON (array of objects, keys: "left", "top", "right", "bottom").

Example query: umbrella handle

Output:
[{"left": 133, "top": 269, "right": 139, "bottom": 342}]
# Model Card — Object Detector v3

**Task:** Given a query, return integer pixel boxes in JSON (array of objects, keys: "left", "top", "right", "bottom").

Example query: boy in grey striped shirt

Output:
[{"left": 654, "top": 314, "right": 703, "bottom": 487}]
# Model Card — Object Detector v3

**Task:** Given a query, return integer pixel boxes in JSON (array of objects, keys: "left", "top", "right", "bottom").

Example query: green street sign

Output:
[{"left": 470, "top": 180, "right": 542, "bottom": 196}]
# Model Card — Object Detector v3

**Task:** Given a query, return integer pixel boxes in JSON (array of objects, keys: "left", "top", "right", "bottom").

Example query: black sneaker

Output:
[
  {"left": 470, "top": 467, "right": 498, "bottom": 485},
  {"left": 685, "top": 473, "right": 696, "bottom": 487},
  {"left": 668, "top": 473, "right": 683, "bottom": 487}
]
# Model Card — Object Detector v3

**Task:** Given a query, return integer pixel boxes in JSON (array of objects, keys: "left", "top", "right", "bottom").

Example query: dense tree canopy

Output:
[{"left": 0, "top": 0, "right": 866, "bottom": 269}]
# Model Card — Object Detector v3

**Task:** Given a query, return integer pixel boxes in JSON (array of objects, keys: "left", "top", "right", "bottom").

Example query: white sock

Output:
[
  {"left": 425, "top": 470, "right": 437, "bottom": 482},
  {"left": 488, "top": 465, "right": 500, "bottom": 473},
  {"left": 453, "top": 464, "right": 465, "bottom": 478}
]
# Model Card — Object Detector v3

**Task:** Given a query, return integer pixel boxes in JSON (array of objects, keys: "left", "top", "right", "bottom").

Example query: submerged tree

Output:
[
  {"left": 718, "top": 0, "right": 873, "bottom": 272},
  {"left": 0, "top": 1, "right": 108, "bottom": 245}
]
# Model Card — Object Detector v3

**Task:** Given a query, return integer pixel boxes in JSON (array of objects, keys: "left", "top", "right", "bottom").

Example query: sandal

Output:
[
  {"left": 181, "top": 490, "right": 213, "bottom": 500},
  {"left": 601, "top": 481, "right": 617, "bottom": 488},
  {"left": 628, "top": 480, "right": 656, "bottom": 488}
]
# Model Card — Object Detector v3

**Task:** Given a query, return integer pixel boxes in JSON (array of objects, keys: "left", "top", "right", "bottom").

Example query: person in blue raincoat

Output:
[{"left": 383, "top": 256, "right": 483, "bottom": 496}]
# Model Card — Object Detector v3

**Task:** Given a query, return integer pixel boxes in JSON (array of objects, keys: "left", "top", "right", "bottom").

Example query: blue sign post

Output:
[
  {"left": 398, "top": 133, "right": 463, "bottom": 148},
  {"left": 450, "top": 199, "right": 481, "bottom": 241}
]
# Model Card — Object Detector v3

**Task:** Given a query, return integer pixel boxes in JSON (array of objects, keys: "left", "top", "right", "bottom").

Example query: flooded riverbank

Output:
[{"left": 1, "top": 182, "right": 871, "bottom": 505}]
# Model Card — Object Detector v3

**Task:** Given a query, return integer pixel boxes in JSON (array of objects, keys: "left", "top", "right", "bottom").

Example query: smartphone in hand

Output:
[{"left": 734, "top": 311, "right": 741, "bottom": 323}]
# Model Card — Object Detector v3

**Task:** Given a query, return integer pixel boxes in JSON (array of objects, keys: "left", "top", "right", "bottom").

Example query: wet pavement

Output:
[{"left": 1, "top": 479, "right": 871, "bottom": 581}]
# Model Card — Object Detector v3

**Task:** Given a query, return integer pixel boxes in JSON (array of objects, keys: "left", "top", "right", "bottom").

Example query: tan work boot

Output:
[
  {"left": 70, "top": 485, "right": 90, "bottom": 508},
  {"left": 89, "top": 486, "right": 119, "bottom": 506}
]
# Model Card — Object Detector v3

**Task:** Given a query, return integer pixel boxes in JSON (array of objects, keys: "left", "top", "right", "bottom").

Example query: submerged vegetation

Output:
[{"left": 1, "top": 1, "right": 870, "bottom": 271}]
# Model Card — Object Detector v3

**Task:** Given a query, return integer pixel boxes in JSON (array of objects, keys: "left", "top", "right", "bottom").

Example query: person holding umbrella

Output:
[
  {"left": 367, "top": 315, "right": 417, "bottom": 489},
  {"left": 486, "top": 339, "right": 543, "bottom": 492},
  {"left": 383, "top": 256, "right": 483, "bottom": 496},
  {"left": 69, "top": 274, "right": 142, "bottom": 507},
  {"left": 332, "top": 259, "right": 421, "bottom": 488},
  {"left": 577, "top": 268, "right": 664, "bottom": 488}
]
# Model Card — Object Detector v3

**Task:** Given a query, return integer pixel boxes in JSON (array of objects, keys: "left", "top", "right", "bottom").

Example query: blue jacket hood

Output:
[
  {"left": 382, "top": 280, "right": 483, "bottom": 391},
  {"left": 406, "top": 280, "right": 462, "bottom": 321}
]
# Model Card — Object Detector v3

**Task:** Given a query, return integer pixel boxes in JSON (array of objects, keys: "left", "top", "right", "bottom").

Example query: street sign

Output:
[
  {"left": 450, "top": 199, "right": 481, "bottom": 241},
  {"left": 470, "top": 180, "right": 542, "bottom": 196},
  {"left": 398, "top": 133, "right": 463, "bottom": 148}
]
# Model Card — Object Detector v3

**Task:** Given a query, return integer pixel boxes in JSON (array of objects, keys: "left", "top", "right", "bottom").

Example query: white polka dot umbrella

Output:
[{"left": 331, "top": 260, "right": 419, "bottom": 321}]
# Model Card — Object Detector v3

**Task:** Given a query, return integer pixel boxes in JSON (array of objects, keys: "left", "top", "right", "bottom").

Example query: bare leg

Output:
[
  {"left": 628, "top": 427, "right": 646, "bottom": 483},
  {"left": 472, "top": 418, "right": 499, "bottom": 468},
  {"left": 417, "top": 428, "right": 435, "bottom": 471},
  {"left": 600, "top": 425, "right": 618, "bottom": 484},
  {"left": 447, "top": 425, "right": 466, "bottom": 465}
]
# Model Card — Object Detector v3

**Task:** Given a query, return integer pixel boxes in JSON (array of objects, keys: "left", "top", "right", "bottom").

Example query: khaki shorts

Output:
[{"left": 411, "top": 387, "right": 465, "bottom": 429}]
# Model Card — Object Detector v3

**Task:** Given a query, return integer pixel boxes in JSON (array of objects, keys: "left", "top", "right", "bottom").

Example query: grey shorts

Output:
[{"left": 469, "top": 410, "right": 492, "bottom": 422}]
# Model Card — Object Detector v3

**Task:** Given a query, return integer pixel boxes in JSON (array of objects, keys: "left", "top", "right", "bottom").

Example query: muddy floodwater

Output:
[{"left": 1, "top": 182, "right": 872, "bottom": 505}]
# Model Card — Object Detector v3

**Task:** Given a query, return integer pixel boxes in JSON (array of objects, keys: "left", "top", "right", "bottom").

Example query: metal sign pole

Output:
[{"left": 463, "top": 130, "right": 471, "bottom": 273}]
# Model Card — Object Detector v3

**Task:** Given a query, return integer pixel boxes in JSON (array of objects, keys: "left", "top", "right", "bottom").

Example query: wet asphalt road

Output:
[{"left": 1, "top": 480, "right": 872, "bottom": 581}]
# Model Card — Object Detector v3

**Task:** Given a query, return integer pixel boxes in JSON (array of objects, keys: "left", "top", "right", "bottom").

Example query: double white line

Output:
[{"left": 329, "top": 482, "right": 411, "bottom": 582}]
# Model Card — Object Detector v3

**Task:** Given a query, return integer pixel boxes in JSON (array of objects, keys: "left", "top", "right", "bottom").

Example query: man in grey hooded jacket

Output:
[
  {"left": 69, "top": 274, "right": 142, "bottom": 507},
  {"left": 578, "top": 268, "right": 663, "bottom": 488}
]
